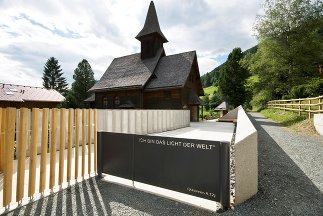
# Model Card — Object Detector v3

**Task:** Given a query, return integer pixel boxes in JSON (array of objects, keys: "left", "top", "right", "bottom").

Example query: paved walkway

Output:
[{"left": 2, "top": 112, "right": 323, "bottom": 215}]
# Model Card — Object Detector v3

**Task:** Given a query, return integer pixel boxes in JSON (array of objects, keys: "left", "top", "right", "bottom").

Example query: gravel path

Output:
[{"left": 3, "top": 112, "right": 323, "bottom": 215}]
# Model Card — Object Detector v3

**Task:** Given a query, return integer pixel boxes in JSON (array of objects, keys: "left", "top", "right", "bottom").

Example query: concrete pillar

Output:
[
  {"left": 129, "top": 110, "right": 136, "bottom": 134},
  {"left": 107, "top": 110, "right": 113, "bottom": 132},
  {"left": 136, "top": 110, "right": 142, "bottom": 135},
  {"left": 166, "top": 111, "right": 171, "bottom": 130},
  {"left": 148, "top": 110, "right": 154, "bottom": 134},
  {"left": 142, "top": 110, "right": 148, "bottom": 135},
  {"left": 121, "top": 110, "right": 129, "bottom": 134},
  {"left": 162, "top": 110, "right": 167, "bottom": 131},
  {"left": 157, "top": 110, "right": 162, "bottom": 132},
  {"left": 153, "top": 110, "right": 158, "bottom": 132},
  {"left": 170, "top": 111, "right": 174, "bottom": 130},
  {"left": 112, "top": 110, "right": 122, "bottom": 133}
]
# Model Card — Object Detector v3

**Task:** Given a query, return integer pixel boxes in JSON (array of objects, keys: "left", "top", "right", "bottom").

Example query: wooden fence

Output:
[
  {"left": 267, "top": 95, "right": 323, "bottom": 118},
  {"left": 0, "top": 107, "right": 97, "bottom": 209}
]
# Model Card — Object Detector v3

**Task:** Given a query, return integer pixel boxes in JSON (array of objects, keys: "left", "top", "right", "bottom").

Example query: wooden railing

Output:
[
  {"left": 0, "top": 107, "right": 97, "bottom": 209},
  {"left": 267, "top": 95, "right": 323, "bottom": 118}
]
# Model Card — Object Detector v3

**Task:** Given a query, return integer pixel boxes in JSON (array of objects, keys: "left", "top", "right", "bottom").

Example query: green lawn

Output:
[
  {"left": 260, "top": 108, "right": 317, "bottom": 135},
  {"left": 203, "top": 86, "right": 218, "bottom": 98}
]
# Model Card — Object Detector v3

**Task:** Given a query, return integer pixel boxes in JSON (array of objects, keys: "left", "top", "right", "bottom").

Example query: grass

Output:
[
  {"left": 203, "top": 86, "right": 218, "bottom": 98},
  {"left": 260, "top": 108, "right": 318, "bottom": 135}
]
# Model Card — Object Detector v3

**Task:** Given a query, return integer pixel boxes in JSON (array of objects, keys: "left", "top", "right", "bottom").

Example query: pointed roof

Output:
[
  {"left": 214, "top": 101, "right": 229, "bottom": 111},
  {"left": 135, "top": 1, "right": 168, "bottom": 42}
]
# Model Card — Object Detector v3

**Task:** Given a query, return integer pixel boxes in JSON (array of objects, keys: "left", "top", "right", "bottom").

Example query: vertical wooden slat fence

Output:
[
  {"left": 28, "top": 108, "right": 39, "bottom": 198},
  {"left": 267, "top": 95, "right": 323, "bottom": 118},
  {"left": 82, "top": 109, "right": 86, "bottom": 177},
  {"left": 0, "top": 108, "right": 5, "bottom": 173},
  {"left": 49, "top": 108, "right": 58, "bottom": 189},
  {"left": 94, "top": 109, "right": 97, "bottom": 173},
  {"left": 67, "top": 108, "right": 73, "bottom": 183},
  {"left": 75, "top": 109, "right": 80, "bottom": 179},
  {"left": 3, "top": 108, "right": 16, "bottom": 207},
  {"left": 58, "top": 108, "right": 66, "bottom": 186},
  {"left": 16, "top": 108, "right": 28, "bottom": 202},
  {"left": 39, "top": 108, "right": 49, "bottom": 193},
  {"left": 1, "top": 107, "right": 97, "bottom": 209},
  {"left": 88, "top": 109, "right": 92, "bottom": 175}
]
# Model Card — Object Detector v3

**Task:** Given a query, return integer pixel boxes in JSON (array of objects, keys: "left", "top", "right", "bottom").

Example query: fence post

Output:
[
  {"left": 3, "top": 107, "right": 16, "bottom": 208},
  {"left": 50, "top": 108, "right": 58, "bottom": 189},
  {"left": 75, "top": 109, "right": 80, "bottom": 180},
  {"left": 308, "top": 99, "right": 311, "bottom": 119},
  {"left": 67, "top": 109, "right": 74, "bottom": 183},
  {"left": 319, "top": 98, "right": 322, "bottom": 114},
  {"left": 82, "top": 109, "right": 86, "bottom": 177},
  {"left": 58, "top": 108, "right": 66, "bottom": 186},
  {"left": 39, "top": 108, "right": 49, "bottom": 193},
  {"left": 88, "top": 109, "right": 92, "bottom": 175},
  {"left": 94, "top": 109, "right": 97, "bottom": 173},
  {"left": 29, "top": 108, "right": 39, "bottom": 198},
  {"left": 298, "top": 99, "right": 301, "bottom": 116},
  {"left": 16, "top": 108, "right": 28, "bottom": 202},
  {"left": 0, "top": 108, "right": 3, "bottom": 173}
]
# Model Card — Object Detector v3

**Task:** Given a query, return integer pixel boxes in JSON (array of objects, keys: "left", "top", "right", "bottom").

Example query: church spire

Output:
[
  {"left": 136, "top": 1, "right": 168, "bottom": 59},
  {"left": 136, "top": 1, "right": 168, "bottom": 42}
]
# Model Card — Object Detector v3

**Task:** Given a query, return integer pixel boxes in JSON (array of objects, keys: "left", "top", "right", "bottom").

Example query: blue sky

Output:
[{"left": 0, "top": 0, "right": 264, "bottom": 87}]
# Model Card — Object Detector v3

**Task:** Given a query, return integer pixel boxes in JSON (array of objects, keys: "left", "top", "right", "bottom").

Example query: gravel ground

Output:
[{"left": 3, "top": 112, "right": 323, "bottom": 216}]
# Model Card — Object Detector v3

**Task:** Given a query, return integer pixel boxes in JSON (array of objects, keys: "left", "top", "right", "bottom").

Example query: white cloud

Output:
[{"left": 0, "top": 0, "right": 264, "bottom": 87}]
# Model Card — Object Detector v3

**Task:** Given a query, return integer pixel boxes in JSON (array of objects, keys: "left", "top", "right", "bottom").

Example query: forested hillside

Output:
[
  {"left": 200, "top": 0, "right": 323, "bottom": 111},
  {"left": 201, "top": 46, "right": 257, "bottom": 88}
]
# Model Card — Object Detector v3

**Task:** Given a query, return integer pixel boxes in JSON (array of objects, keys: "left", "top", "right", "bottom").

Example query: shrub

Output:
[{"left": 289, "top": 78, "right": 323, "bottom": 98}]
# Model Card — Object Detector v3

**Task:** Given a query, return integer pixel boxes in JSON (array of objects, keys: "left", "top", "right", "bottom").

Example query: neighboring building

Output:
[
  {"left": 0, "top": 83, "right": 65, "bottom": 108},
  {"left": 89, "top": 1, "right": 204, "bottom": 121},
  {"left": 214, "top": 101, "right": 230, "bottom": 117}
]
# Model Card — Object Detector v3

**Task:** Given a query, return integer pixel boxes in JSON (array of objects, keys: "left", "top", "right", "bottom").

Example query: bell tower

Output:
[{"left": 136, "top": 1, "right": 168, "bottom": 59}]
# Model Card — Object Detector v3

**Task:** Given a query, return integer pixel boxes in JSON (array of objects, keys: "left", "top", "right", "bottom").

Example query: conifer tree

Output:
[
  {"left": 219, "top": 48, "right": 248, "bottom": 108},
  {"left": 71, "top": 59, "right": 96, "bottom": 107},
  {"left": 42, "top": 57, "right": 68, "bottom": 95}
]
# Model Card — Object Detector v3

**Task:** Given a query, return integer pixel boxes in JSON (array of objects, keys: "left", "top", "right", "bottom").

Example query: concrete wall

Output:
[
  {"left": 234, "top": 106, "right": 258, "bottom": 204},
  {"left": 97, "top": 109, "right": 190, "bottom": 134},
  {"left": 314, "top": 114, "right": 323, "bottom": 136}
]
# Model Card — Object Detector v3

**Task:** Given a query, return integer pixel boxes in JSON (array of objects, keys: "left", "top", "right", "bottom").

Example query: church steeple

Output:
[{"left": 136, "top": 1, "right": 168, "bottom": 59}]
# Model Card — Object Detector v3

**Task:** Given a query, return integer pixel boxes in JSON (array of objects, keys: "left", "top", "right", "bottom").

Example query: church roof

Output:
[
  {"left": 90, "top": 48, "right": 164, "bottom": 91},
  {"left": 89, "top": 50, "right": 197, "bottom": 92},
  {"left": 135, "top": 1, "right": 168, "bottom": 42},
  {"left": 145, "top": 51, "right": 196, "bottom": 89}
]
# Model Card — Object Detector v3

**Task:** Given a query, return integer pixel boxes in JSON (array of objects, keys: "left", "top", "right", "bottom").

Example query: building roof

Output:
[
  {"left": 214, "top": 101, "right": 229, "bottom": 110},
  {"left": 0, "top": 83, "right": 65, "bottom": 103},
  {"left": 145, "top": 51, "right": 196, "bottom": 89},
  {"left": 187, "top": 89, "right": 205, "bottom": 105},
  {"left": 90, "top": 48, "right": 164, "bottom": 92},
  {"left": 84, "top": 93, "right": 95, "bottom": 102},
  {"left": 135, "top": 1, "right": 168, "bottom": 43},
  {"left": 90, "top": 50, "right": 197, "bottom": 92}
]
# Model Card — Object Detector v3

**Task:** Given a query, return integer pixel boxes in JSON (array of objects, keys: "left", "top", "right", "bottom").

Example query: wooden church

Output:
[{"left": 89, "top": 1, "right": 204, "bottom": 121}]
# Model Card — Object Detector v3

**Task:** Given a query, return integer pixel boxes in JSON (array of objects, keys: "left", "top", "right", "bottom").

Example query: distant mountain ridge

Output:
[{"left": 201, "top": 46, "right": 257, "bottom": 87}]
